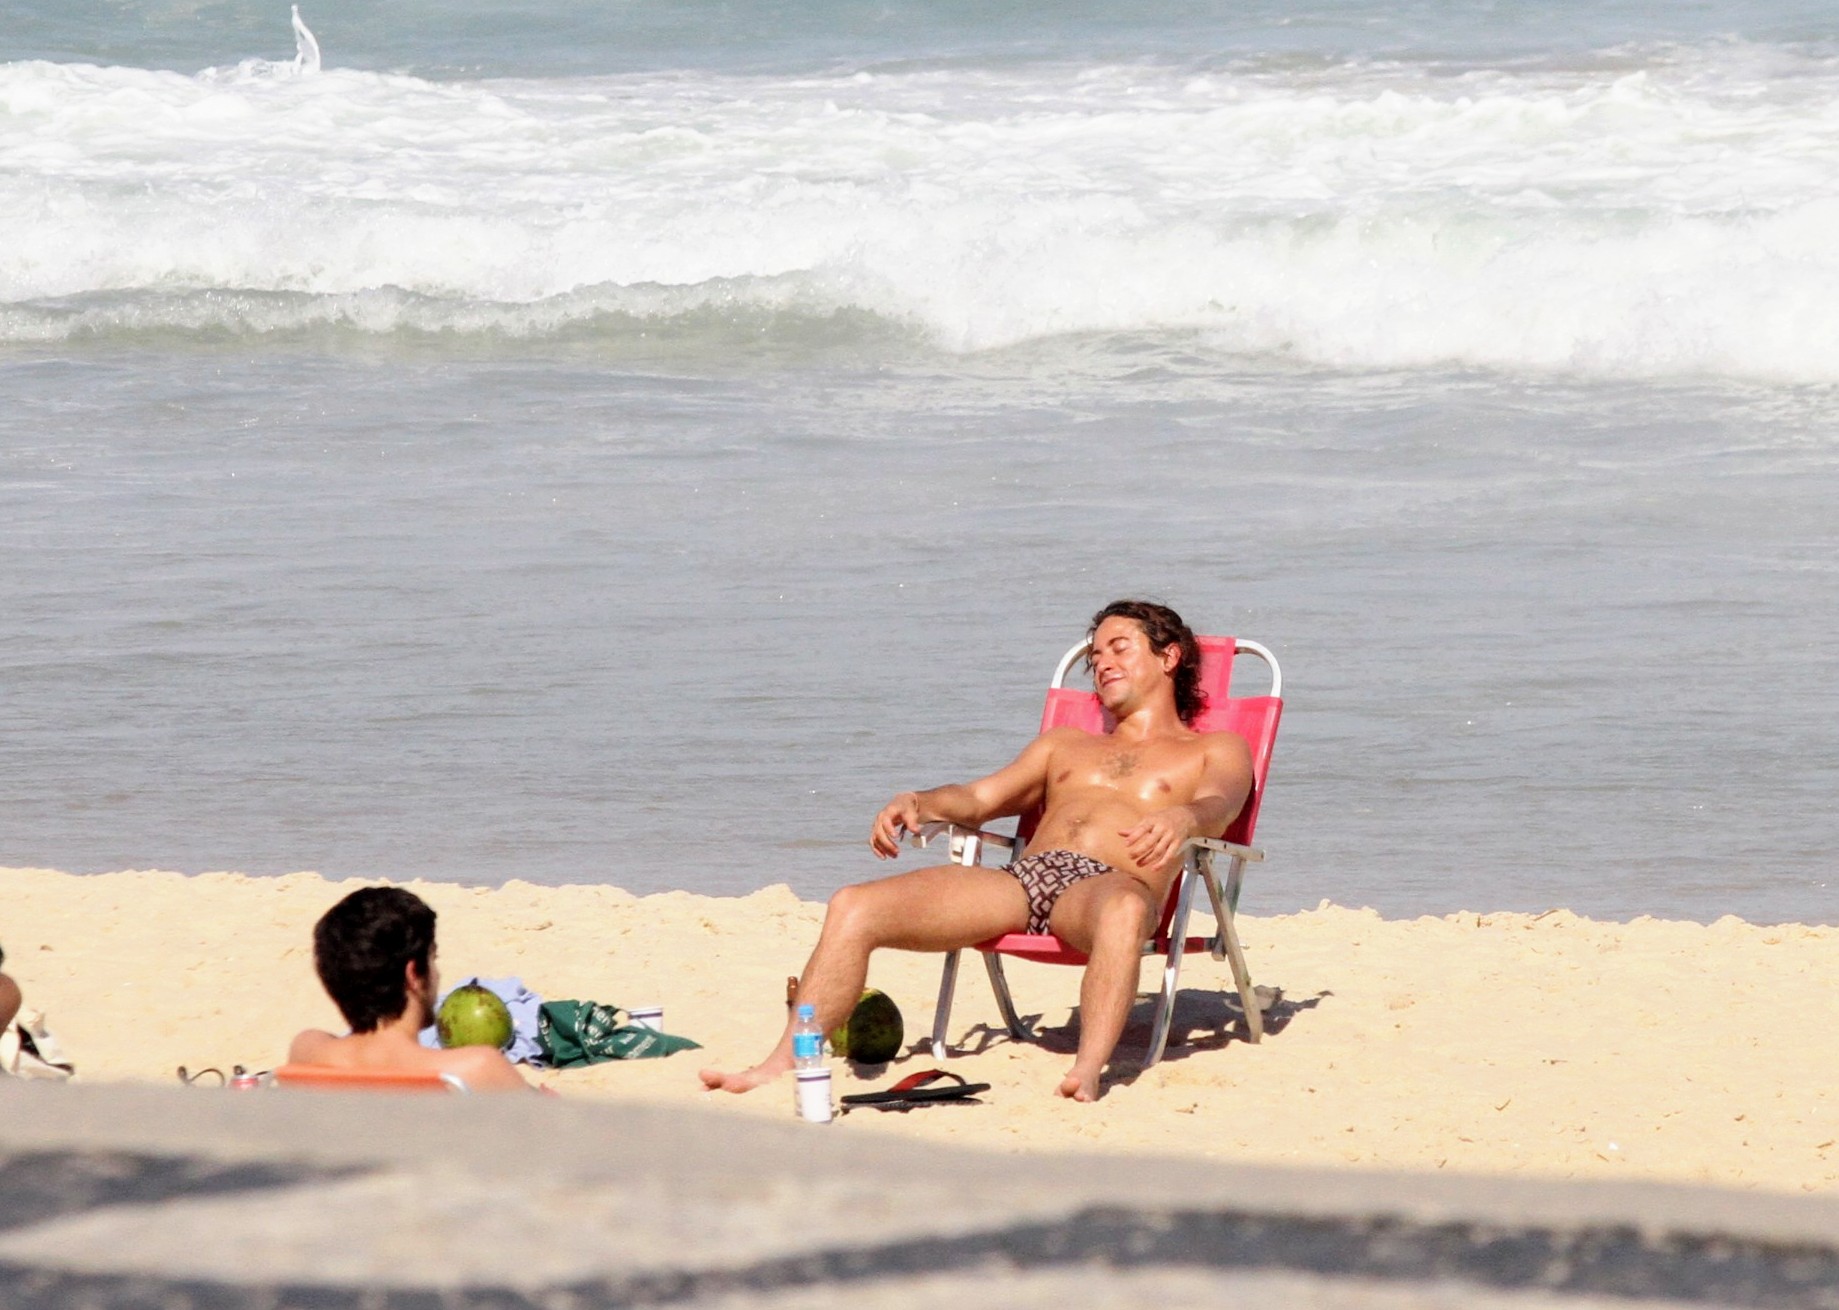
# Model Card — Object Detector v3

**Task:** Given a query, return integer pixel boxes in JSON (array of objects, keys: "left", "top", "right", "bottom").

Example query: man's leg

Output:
[
  {"left": 1046, "top": 872, "right": 1158, "bottom": 1101},
  {"left": 699, "top": 864, "right": 1029, "bottom": 1093}
]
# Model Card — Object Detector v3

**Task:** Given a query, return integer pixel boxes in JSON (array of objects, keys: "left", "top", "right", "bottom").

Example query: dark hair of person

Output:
[
  {"left": 312, "top": 887, "right": 436, "bottom": 1033},
  {"left": 1087, "top": 598, "right": 1206, "bottom": 725}
]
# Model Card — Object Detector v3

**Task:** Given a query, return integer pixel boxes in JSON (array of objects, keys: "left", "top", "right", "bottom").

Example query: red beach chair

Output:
[
  {"left": 272, "top": 1063, "right": 469, "bottom": 1093},
  {"left": 915, "top": 635, "right": 1282, "bottom": 1069}
]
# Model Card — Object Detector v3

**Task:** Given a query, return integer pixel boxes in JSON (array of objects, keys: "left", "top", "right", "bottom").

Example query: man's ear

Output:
[{"left": 1159, "top": 641, "right": 1182, "bottom": 675}]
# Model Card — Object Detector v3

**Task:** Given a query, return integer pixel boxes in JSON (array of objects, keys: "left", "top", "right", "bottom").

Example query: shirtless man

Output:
[
  {"left": 289, "top": 886, "right": 530, "bottom": 1092},
  {"left": 700, "top": 599, "right": 1253, "bottom": 1102}
]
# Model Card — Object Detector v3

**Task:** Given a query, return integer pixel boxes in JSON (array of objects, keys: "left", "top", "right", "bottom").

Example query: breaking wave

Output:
[{"left": 7, "top": 40, "right": 1839, "bottom": 378}]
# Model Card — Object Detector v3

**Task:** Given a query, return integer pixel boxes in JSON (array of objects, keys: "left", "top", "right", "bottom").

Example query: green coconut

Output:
[
  {"left": 828, "top": 988, "right": 904, "bottom": 1064},
  {"left": 437, "top": 982, "right": 513, "bottom": 1050}
]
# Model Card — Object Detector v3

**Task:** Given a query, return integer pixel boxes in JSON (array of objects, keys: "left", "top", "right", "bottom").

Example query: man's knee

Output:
[
  {"left": 824, "top": 882, "right": 881, "bottom": 941},
  {"left": 1094, "top": 886, "right": 1155, "bottom": 942}
]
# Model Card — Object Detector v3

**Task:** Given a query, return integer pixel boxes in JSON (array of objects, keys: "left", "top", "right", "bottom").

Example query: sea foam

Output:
[{"left": 5, "top": 43, "right": 1839, "bottom": 379}]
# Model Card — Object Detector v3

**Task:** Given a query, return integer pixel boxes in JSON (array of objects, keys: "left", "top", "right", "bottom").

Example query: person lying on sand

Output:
[
  {"left": 289, "top": 886, "right": 530, "bottom": 1092},
  {"left": 701, "top": 599, "right": 1253, "bottom": 1102}
]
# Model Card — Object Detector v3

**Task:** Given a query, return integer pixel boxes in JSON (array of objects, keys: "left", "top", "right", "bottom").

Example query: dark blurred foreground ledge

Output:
[{"left": 2, "top": 1080, "right": 1837, "bottom": 1309}]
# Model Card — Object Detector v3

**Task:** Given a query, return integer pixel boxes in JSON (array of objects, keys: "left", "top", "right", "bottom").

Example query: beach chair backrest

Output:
[
  {"left": 1024, "top": 635, "right": 1281, "bottom": 851},
  {"left": 272, "top": 1063, "right": 468, "bottom": 1094}
]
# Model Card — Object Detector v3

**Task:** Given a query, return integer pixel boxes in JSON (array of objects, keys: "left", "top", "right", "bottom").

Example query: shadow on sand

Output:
[{"left": 917, "top": 981, "right": 1330, "bottom": 1075}]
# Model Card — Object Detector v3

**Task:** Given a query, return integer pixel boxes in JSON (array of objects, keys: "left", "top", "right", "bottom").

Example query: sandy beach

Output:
[{"left": 5, "top": 865, "right": 1834, "bottom": 1194}]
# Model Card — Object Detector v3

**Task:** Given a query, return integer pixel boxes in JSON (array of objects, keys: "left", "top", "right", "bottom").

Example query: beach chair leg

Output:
[
  {"left": 1144, "top": 867, "right": 1201, "bottom": 1068},
  {"left": 932, "top": 949, "right": 962, "bottom": 1059},
  {"left": 1202, "top": 852, "right": 1231, "bottom": 961},
  {"left": 1224, "top": 853, "right": 1247, "bottom": 918},
  {"left": 982, "top": 952, "right": 1032, "bottom": 1041},
  {"left": 1219, "top": 908, "right": 1263, "bottom": 1044}
]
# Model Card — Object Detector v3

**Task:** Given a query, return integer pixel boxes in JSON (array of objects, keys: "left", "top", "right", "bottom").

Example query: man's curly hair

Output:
[{"left": 1087, "top": 599, "right": 1206, "bottom": 725}]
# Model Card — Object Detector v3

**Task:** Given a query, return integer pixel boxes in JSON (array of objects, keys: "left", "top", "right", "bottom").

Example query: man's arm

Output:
[
  {"left": 1118, "top": 732, "right": 1255, "bottom": 871},
  {"left": 869, "top": 731, "right": 1065, "bottom": 858}
]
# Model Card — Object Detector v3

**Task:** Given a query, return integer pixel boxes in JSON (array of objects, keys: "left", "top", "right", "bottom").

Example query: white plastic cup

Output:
[
  {"left": 628, "top": 1005, "right": 664, "bottom": 1032},
  {"left": 794, "top": 1068, "right": 833, "bottom": 1123}
]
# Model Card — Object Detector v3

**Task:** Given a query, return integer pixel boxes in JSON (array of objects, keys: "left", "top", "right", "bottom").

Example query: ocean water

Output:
[{"left": 3, "top": 0, "right": 1837, "bottom": 922}]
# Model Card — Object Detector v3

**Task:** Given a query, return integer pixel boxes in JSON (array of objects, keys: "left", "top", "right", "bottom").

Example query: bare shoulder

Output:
[
  {"left": 1199, "top": 726, "right": 1252, "bottom": 757},
  {"left": 1032, "top": 724, "right": 1107, "bottom": 764},
  {"left": 438, "top": 1044, "right": 531, "bottom": 1093},
  {"left": 287, "top": 1028, "right": 340, "bottom": 1065},
  {"left": 1009, "top": 725, "right": 1092, "bottom": 768},
  {"left": 1198, "top": 727, "right": 1254, "bottom": 774}
]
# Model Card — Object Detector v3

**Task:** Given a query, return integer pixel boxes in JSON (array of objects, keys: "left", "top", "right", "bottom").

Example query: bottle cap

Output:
[{"left": 796, "top": 1003, "right": 815, "bottom": 1020}]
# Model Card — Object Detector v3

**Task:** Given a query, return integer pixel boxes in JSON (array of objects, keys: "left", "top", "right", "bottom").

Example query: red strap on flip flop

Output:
[{"left": 888, "top": 1069, "right": 963, "bottom": 1093}]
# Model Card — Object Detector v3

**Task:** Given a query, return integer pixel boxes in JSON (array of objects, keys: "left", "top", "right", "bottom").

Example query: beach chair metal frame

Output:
[{"left": 913, "top": 636, "right": 1282, "bottom": 1069}]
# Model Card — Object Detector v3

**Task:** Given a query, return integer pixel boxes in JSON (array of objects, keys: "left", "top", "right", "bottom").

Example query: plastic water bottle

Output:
[
  {"left": 791, "top": 1004, "right": 824, "bottom": 1070},
  {"left": 791, "top": 1003, "right": 834, "bottom": 1123}
]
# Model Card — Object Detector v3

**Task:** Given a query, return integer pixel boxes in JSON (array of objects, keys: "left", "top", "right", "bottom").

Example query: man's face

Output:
[{"left": 1089, "top": 615, "right": 1178, "bottom": 714}]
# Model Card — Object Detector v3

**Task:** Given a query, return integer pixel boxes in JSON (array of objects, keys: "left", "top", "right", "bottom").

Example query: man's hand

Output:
[
  {"left": 870, "top": 791, "right": 923, "bottom": 859},
  {"left": 1119, "top": 806, "right": 1201, "bottom": 871}
]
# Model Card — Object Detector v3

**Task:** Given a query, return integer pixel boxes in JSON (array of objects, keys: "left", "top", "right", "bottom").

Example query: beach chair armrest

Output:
[
  {"left": 1186, "top": 836, "right": 1264, "bottom": 863},
  {"left": 905, "top": 822, "right": 1021, "bottom": 867}
]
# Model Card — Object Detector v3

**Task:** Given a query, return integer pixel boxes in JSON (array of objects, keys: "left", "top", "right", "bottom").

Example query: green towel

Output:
[{"left": 536, "top": 1000, "right": 702, "bottom": 1067}]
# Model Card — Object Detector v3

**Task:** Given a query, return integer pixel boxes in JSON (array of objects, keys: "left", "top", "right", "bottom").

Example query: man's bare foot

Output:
[
  {"left": 1057, "top": 1071, "right": 1099, "bottom": 1102},
  {"left": 698, "top": 1062, "right": 787, "bottom": 1094}
]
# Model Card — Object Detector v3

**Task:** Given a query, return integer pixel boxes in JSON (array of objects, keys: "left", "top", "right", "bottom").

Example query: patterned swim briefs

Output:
[{"left": 1002, "top": 849, "right": 1118, "bottom": 935}]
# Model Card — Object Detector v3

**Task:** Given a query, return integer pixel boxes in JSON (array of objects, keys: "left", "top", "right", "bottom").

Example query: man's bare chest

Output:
[{"left": 1049, "top": 735, "right": 1204, "bottom": 804}]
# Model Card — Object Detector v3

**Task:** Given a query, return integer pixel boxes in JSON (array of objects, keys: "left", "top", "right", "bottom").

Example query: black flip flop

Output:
[{"left": 840, "top": 1069, "right": 989, "bottom": 1113}]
